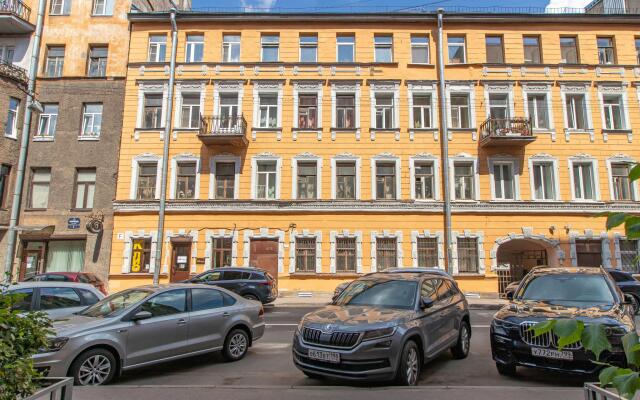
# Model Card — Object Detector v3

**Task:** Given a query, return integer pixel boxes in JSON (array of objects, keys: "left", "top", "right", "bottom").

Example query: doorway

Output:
[
  {"left": 170, "top": 241, "right": 192, "bottom": 282},
  {"left": 19, "top": 243, "right": 45, "bottom": 281},
  {"left": 249, "top": 238, "right": 279, "bottom": 282}
]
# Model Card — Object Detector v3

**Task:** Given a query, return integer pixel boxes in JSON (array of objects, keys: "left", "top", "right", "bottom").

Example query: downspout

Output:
[
  {"left": 436, "top": 8, "right": 453, "bottom": 276},
  {"left": 3, "top": 0, "right": 47, "bottom": 279},
  {"left": 153, "top": 8, "right": 178, "bottom": 285}
]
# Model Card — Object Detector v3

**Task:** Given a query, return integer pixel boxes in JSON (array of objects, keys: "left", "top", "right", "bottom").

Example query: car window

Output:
[
  {"left": 519, "top": 274, "right": 615, "bottom": 308},
  {"left": 141, "top": 289, "right": 187, "bottom": 317},
  {"left": 77, "top": 275, "right": 91, "bottom": 283},
  {"left": 39, "top": 287, "right": 82, "bottom": 310},
  {"left": 191, "top": 288, "right": 224, "bottom": 311},
  {"left": 8, "top": 288, "right": 34, "bottom": 311},
  {"left": 222, "top": 271, "right": 243, "bottom": 280},
  {"left": 193, "top": 271, "right": 221, "bottom": 282},
  {"left": 81, "top": 289, "right": 152, "bottom": 318},
  {"left": 436, "top": 280, "right": 453, "bottom": 300},
  {"left": 249, "top": 272, "right": 263, "bottom": 280},
  {"left": 78, "top": 289, "right": 100, "bottom": 305},
  {"left": 335, "top": 279, "right": 418, "bottom": 310},
  {"left": 609, "top": 271, "right": 632, "bottom": 283},
  {"left": 41, "top": 274, "right": 69, "bottom": 282},
  {"left": 223, "top": 292, "right": 237, "bottom": 306},
  {"left": 241, "top": 272, "right": 251, "bottom": 280},
  {"left": 421, "top": 279, "right": 439, "bottom": 302}
]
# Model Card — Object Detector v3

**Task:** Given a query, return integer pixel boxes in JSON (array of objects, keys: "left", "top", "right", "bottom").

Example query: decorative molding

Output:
[
  {"left": 243, "top": 228, "right": 286, "bottom": 273},
  {"left": 370, "top": 230, "right": 404, "bottom": 272},
  {"left": 329, "top": 230, "right": 363, "bottom": 273},
  {"left": 289, "top": 230, "right": 323, "bottom": 273},
  {"left": 410, "top": 230, "right": 444, "bottom": 268},
  {"left": 204, "top": 229, "right": 239, "bottom": 269},
  {"left": 490, "top": 232, "right": 563, "bottom": 270}
]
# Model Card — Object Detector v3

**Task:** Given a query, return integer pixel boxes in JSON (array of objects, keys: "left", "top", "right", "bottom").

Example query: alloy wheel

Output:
[
  {"left": 229, "top": 333, "right": 248, "bottom": 358},
  {"left": 460, "top": 325, "right": 470, "bottom": 355},
  {"left": 78, "top": 354, "right": 112, "bottom": 386},
  {"left": 405, "top": 347, "right": 419, "bottom": 385}
]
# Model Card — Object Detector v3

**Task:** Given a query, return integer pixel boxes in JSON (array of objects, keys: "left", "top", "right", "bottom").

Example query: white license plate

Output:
[
  {"left": 308, "top": 349, "right": 340, "bottom": 364},
  {"left": 531, "top": 347, "right": 574, "bottom": 361}
]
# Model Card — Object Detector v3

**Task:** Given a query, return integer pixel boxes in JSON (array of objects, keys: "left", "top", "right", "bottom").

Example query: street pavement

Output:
[{"left": 74, "top": 306, "right": 588, "bottom": 400}]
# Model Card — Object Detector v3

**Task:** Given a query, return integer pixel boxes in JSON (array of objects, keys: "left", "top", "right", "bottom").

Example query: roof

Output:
[{"left": 530, "top": 266, "right": 605, "bottom": 275}]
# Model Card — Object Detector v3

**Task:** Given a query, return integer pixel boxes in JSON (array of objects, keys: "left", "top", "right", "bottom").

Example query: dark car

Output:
[
  {"left": 186, "top": 267, "right": 278, "bottom": 304},
  {"left": 491, "top": 266, "right": 635, "bottom": 376},
  {"left": 294, "top": 272, "right": 471, "bottom": 385},
  {"left": 25, "top": 272, "right": 108, "bottom": 295}
]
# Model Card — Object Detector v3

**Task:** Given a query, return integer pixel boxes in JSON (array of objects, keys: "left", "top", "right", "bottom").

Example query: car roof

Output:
[
  {"left": 9, "top": 281, "right": 101, "bottom": 291},
  {"left": 530, "top": 266, "right": 605, "bottom": 275},
  {"left": 134, "top": 283, "right": 227, "bottom": 291},
  {"left": 362, "top": 272, "right": 453, "bottom": 282}
]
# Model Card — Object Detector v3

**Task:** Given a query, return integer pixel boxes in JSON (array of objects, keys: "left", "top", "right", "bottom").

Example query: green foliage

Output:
[
  {"left": 623, "top": 333, "right": 640, "bottom": 369},
  {"left": 582, "top": 324, "right": 612, "bottom": 361},
  {"left": 0, "top": 277, "right": 52, "bottom": 400},
  {"left": 554, "top": 319, "right": 584, "bottom": 350}
]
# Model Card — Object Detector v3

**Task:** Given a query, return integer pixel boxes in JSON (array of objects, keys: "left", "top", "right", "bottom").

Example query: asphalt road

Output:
[{"left": 74, "top": 306, "right": 588, "bottom": 400}]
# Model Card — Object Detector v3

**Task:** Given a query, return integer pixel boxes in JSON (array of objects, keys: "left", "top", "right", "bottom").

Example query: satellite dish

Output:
[{"left": 86, "top": 219, "right": 103, "bottom": 234}]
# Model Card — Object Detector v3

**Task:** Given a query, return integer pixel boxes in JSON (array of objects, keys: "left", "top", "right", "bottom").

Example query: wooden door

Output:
[
  {"left": 170, "top": 242, "right": 192, "bottom": 282},
  {"left": 249, "top": 238, "right": 279, "bottom": 282},
  {"left": 19, "top": 244, "right": 45, "bottom": 281}
]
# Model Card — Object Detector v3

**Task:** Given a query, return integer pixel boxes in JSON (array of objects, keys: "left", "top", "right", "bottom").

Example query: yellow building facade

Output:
[{"left": 109, "top": 11, "right": 640, "bottom": 295}]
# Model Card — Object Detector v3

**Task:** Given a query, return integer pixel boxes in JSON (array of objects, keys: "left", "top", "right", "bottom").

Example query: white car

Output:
[{"left": 5, "top": 281, "right": 105, "bottom": 319}]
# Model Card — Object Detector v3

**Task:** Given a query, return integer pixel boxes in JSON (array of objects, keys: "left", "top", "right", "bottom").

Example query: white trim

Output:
[
  {"left": 204, "top": 229, "right": 239, "bottom": 269},
  {"left": 521, "top": 82, "right": 556, "bottom": 141},
  {"left": 174, "top": 81, "right": 205, "bottom": 130},
  {"left": 130, "top": 153, "right": 162, "bottom": 200},
  {"left": 568, "top": 154, "right": 600, "bottom": 201},
  {"left": 449, "top": 153, "right": 479, "bottom": 201},
  {"left": 252, "top": 80, "right": 283, "bottom": 131},
  {"left": 330, "top": 81, "right": 361, "bottom": 140},
  {"left": 370, "top": 230, "right": 404, "bottom": 272},
  {"left": 291, "top": 153, "right": 322, "bottom": 200},
  {"left": 330, "top": 153, "right": 361, "bottom": 200},
  {"left": 410, "top": 230, "right": 444, "bottom": 268},
  {"left": 451, "top": 231, "right": 485, "bottom": 275},
  {"left": 445, "top": 81, "right": 476, "bottom": 131},
  {"left": 614, "top": 233, "right": 640, "bottom": 270},
  {"left": 169, "top": 153, "right": 201, "bottom": 200},
  {"left": 483, "top": 82, "right": 515, "bottom": 120},
  {"left": 292, "top": 81, "right": 323, "bottom": 130},
  {"left": 606, "top": 154, "right": 638, "bottom": 201},
  {"left": 243, "top": 228, "right": 286, "bottom": 273},
  {"left": 569, "top": 231, "right": 610, "bottom": 267},
  {"left": 409, "top": 153, "right": 440, "bottom": 200},
  {"left": 527, "top": 154, "right": 561, "bottom": 201},
  {"left": 136, "top": 81, "right": 168, "bottom": 130},
  {"left": 371, "top": 153, "right": 401, "bottom": 200},
  {"left": 407, "top": 81, "right": 438, "bottom": 140},
  {"left": 288, "top": 230, "right": 322, "bottom": 273},
  {"left": 209, "top": 154, "right": 241, "bottom": 199},
  {"left": 597, "top": 83, "right": 631, "bottom": 133},
  {"left": 163, "top": 229, "right": 199, "bottom": 274},
  {"left": 488, "top": 156, "right": 521, "bottom": 201},
  {"left": 251, "top": 153, "right": 282, "bottom": 200},
  {"left": 329, "top": 230, "right": 363, "bottom": 274},
  {"left": 121, "top": 230, "right": 159, "bottom": 274},
  {"left": 490, "top": 232, "right": 563, "bottom": 270},
  {"left": 369, "top": 81, "right": 400, "bottom": 131},
  {"left": 213, "top": 80, "right": 244, "bottom": 119},
  {"left": 559, "top": 83, "right": 594, "bottom": 141}
]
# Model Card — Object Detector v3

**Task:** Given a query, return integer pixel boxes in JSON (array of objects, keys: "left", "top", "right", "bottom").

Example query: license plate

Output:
[
  {"left": 531, "top": 347, "right": 574, "bottom": 361},
  {"left": 308, "top": 349, "right": 340, "bottom": 364}
]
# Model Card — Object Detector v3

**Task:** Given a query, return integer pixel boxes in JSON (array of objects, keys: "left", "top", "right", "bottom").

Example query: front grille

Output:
[
  {"left": 295, "top": 351, "right": 391, "bottom": 372},
  {"left": 302, "top": 327, "right": 361, "bottom": 348},
  {"left": 519, "top": 322, "right": 582, "bottom": 350}
]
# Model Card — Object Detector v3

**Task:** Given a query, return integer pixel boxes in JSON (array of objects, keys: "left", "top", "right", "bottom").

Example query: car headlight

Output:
[
  {"left": 297, "top": 320, "right": 305, "bottom": 334},
  {"left": 605, "top": 325, "right": 629, "bottom": 336},
  {"left": 43, "top": 337, "right": 69, "bottom": 353},
  {"left": 362, "top": 327, "right": 396, "bottom": 341},
  {"left": 492, "top": 318, "right": 518, "bottom": 335}
]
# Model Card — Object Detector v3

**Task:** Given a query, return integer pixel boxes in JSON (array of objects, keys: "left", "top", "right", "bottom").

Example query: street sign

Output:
[{"left": 68, "top": 217, "right": 81, "bottom": 230}]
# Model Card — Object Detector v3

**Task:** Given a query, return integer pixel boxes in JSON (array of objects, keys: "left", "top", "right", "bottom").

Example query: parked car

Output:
[
  {"left": 293, "top": 272, "right": 471, "bottom": 385},
  {"left": 33, "top": 284, "right": 265, "bottom": 386},
  {"left": 185, "top": 267, "right": 278, "bottom": 304},
  {"left": 491, "top": 266, "right": 635, "bottom": 376},
  {"left": 25, "top": 272, "right": 108, "bottom": 295},
  {"left": 5, "top": 282, "right": 104, "bottom": 319}
]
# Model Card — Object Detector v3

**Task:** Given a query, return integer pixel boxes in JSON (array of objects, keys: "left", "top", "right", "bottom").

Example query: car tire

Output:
[
  {"left": 450, "top": 320, "right": 471, "bottom": 359},
  {"left": 70, "top": 348, "right": 117, "bottom": 386},
  {"left": 496, "top": 361, "right": 517, "bottom": 376},
  {"left": 243, "top": 294, "right": 260, "bottom": 302},
  {"left": 395, "top": 340, "right": 421, "bottom": 386},
  {"left": 222, "top": 328, "right": 250, "bottom": 362}
]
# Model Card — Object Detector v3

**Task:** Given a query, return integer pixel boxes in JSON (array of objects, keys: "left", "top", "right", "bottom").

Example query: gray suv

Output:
[{"left": 293, "top": 272, "right": 471, "bottom": 385}]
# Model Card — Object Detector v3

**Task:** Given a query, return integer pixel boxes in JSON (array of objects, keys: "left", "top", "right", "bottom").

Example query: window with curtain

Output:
[
  {"left": 532, "top": 161, "right": 556, "bottom": 200},
  {"left": 572, "top": 161, "right": 596, "bottom": 200},
  {"left": 46, "top": 240, "right": 85, "bottom": 272},
  {"left": 527, "top": 93, "right": 549, "bottom": 129}
]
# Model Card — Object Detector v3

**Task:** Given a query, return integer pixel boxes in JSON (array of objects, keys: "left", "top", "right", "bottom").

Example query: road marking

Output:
[{"left": 266, "top": 324, "right": 492, "bottom": 328}]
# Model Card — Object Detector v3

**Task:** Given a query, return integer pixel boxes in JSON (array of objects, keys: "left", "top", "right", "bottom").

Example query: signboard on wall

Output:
[
  {"left": 131, "top": 241, "right": 143, "bottom": 273},
  {"left": 67, "top": 217, "right": 81, "bottom": 230}
]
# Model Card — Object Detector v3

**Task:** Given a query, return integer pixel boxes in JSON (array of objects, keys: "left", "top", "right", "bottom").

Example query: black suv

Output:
[
  {"left": 186, "top": 267, "right": 278, "bottom": 304},
  {"left": 491, "top": 267, "right": 635, "bottom": 376}
]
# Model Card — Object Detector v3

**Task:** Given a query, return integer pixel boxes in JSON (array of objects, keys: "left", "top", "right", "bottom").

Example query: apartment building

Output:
[{"left": 108, "top": 9, "right": 640, "bottom": 295}]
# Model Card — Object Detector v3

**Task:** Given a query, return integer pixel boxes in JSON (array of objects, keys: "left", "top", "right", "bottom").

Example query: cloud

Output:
[
  {"left": 545, "top": 0, "right": 591, "bottom": 12},
  {"left": 240, "top": 0, "right": 278, "bottom": 10}
]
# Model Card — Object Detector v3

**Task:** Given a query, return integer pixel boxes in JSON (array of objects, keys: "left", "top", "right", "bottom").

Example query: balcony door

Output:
[{"left": 218, "top": 93, "right": 239, "bottom": 131}]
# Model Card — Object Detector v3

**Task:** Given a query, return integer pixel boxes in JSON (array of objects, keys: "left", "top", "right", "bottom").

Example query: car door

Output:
[
  {"left": 8, "top": 287, "right": 35, "bottom": 313},
  {"left": 37, "top": 286, "right": 85, "bottom": 318},
  {"left": 435, "top": 280, "right": 458, "bottom": 345},
  {"left": 187, "top": 288, "right": 236, "bottom": 352},
  {"left": 417, "top": 279, "right": 446, "bottom": 357},
  {"left": 124, "top": 289, "right": 190, "bottom": 367},
  {"left": 216, "top": 270, "right": 243, "bottom": 293}
]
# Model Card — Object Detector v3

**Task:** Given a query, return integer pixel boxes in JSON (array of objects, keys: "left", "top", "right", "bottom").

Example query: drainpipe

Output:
[
  {"left": 3, "top": 0, "right": 47, "bottom": 280},
  {"left": 153, "top": 8, "right": 178, "bottom": 285},
  {"left": 436, "top": 8, "right": 453, "bottom": 276}
]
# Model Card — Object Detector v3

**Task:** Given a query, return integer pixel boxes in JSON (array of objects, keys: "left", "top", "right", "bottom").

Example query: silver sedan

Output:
[{"left": 33, "top": 283, "right": 265, "bottom": 386}]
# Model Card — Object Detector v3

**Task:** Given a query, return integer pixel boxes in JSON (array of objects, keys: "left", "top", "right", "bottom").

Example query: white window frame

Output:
[
  {"left": 371, "top": 153, "right": 401, "bottom": 200},
  {"left": 130, "top": 153, "right": 162, "bottom": 200},
  {"left": 409, "top": 154, "right": 440, "bottom": 201},
  {"left": 449, "top": 154, "right": 479, "bottom": 201},
  {"left": 0, "top": 45, "right": 15, "bottom": 64},
  {"left": 260, "top": 34, "right": 279, "bottom": 62},
  {"left": 299, "top": 34, "right": 318, "bottom": 63},
  {"left": 488, "top": 157, "right": 520, "bottom": 201},
  {"left": 92, "top": 0, "right": 113, "bottom": 16},
  {"left": 447, "top": 35, "right": 466, "bottom": 64},
  {"left": 147, "top": 34, "right": 167, "bottom": 63},
  {"left": 136, "top": 81, "right": 168, "bottom": 130},
  {"left": 370, "top": 231, "right": 403, "bottom": 272},
  {"left": 288, "top": 230, "right": 322, "bottom": 273},
  {"left": 80, "top": 103, "right": 102, "bottom": 139},
  {"left": 222, "top": 34, "right": 241, "bottom": 63},
  {"left": 252, "top": 81, "right": 283, "bottom": 132},
  {"left": 251, "top": 153, "right": 282, "bottom": 200},
  {"left": 35, "top": 104, "right": 58, "bottom": 140},
  {"left": 528, "top": 154, "right": 561, "bottom": 201},
  {"left": 568, "top": 155, "right": 600, "bottom": 201},
  {"left": 597, "top": 84, "right": 630, "bottom": 133},
  {"left": 560, "top": 83, "right": 594, "bottom": 140},
  {"left": 331, "top": 153, "right": 361, "bottom": 200},
  {"left": 330, "top": 230, "right": 362, "bottom": 273},
  {"left": 407, "top": 82, "right": 437, "bottom": 130},
  {"left": 484, "top": 83, "right": 515, "bottom": 120},
  {"left": 606, "top": 155, "right": 638, "bottom": 201},
  {"left": 213, "top": 80, "right": 244, "bottom": 119},
  {"left": 121, "top": 231, "right": 158, "bottom": 274},
  {"left": 569, "top": 232, "right": 610, "bottom": 267},
  {"left": 452, "top": 231, "right": 485, "bottom": 275},
  {"left": 336, "top": 35, "right": 355, "bottom": 63},
  {"left": 292, "top": 153, "right": 322, "bottom": 200},
  {"left": 5, "top": 97, "right": 19, "bottom": 139},
  {"left": 369, "top": 81, "right": 400, "bottom": 131},
  {"left": 292, "top": 81, "right": 323, "bottom": 132},
  {"left": 330, "top": 81, "right": 361, "bottom": 138},
  {"left": 411, "top": 230, "right": 444, "bottom": 269},
  {"left": 50, "top": 0, "right": 71, "bottom": 15},
  {"left": 522, "top": 82, "right": 555, "bottom": 136},
  {"left": 445, "top": 82, "right": 476, "bottom": 130},
  {"left": 185, "top": 33, "right": 204, "bottom": 63},
  {"left": 410, "top": 35, "right": 430, "bottom": 64},
  {"left": 209, "top": 154, "right": 240, "bottom": 200},
  {"left": 614, "top": 233, "right": 640, "bottom": 271},
  {"left": 174, "top": 82, "right": 205, "bottom": 131},
  {"left": 373, "top": 35, "right": 393, "bottom": 63},
  {"left": 204, "top": 229, "right": 239, "bottom": 269},
  {"left": 169, "top": 154, "right": 200, "bottom": 200}
]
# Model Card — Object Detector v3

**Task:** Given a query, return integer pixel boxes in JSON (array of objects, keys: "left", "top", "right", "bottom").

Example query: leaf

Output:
[
  {"left": 607, "top": 213, "right": 628, "bottom": 230},
  {"left": 629, "top": 164, "right": 640, "bottom": 183},
  {"left": 582, "top": 324, "right": 612, "bottom": 361},
  {"left": 600, "top": 366, "right": 633, "bottom": 387},
  {"left": 625, "top": 217, "right": 640, "bottom": 240},
  {"left": 553, "top": 319, "right": 584, "bottom": 350},
  {"left": 622, "top": 332, "right": 640, "bottom": 368},
  {"left": 612, "top": 371, "right": 640, "bottom": 399},
  {"left": 529, "top": 320, "right": 555, "bottom": 337}
]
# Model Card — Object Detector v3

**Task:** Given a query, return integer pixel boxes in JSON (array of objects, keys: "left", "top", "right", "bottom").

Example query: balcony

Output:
[
  {"left": 0, "top": 59, "right": 28, "bottom": 85},
  {"left": 0, "top": 0, "right": 34, "bottom": 33},
  {"left": 479, "top": 117, "right": 536, "bottom": 147},
  {"left": 198, "top": 115, "right": 248, "bottom": 147}
]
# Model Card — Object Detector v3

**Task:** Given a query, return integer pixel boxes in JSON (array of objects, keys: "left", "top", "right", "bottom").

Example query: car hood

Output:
[
  {"left": 51, "top": 314, "right": 119, "bottom": 337},
  {"left": 302, "top": 305, "right": 414, "bottom": 330}
]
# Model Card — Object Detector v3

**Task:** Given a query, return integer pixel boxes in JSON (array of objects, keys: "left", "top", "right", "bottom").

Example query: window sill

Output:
[
  {"left": 135, "top": 127, "right": 164, "bottom": 132},
  {"left": 252, "top": 127, "right": 282, "bottom": 132},
  {"left": 448, "top": 127, "right": 476, "bottom": 132},
  {"left": 69, "top": 208, "right": 93, "bottom": 212},
  {"left": 409, "top": 127, "right": 437, "bottom": 131},
  {"left": 330, "top": 127, "right": 359, "bottom": 131},
  {"left": 371, "top": 62, "right": 399, "bottom": 67},
  {"left": 531, "top": 129, "right": 555, "bottom": 134},
  {"left": 564, "top": 128, "right": 594, "bottom": 134},
  {"left": 412, "top": 198, "right": 438, "bottom": 202},
  {"left": 78, "top": 135, "right": 100, "bottom": 141},
  {"left": 407, "top": 63, "right": 434, "bottom": 67},
  {"left": 24, "top": 208, "right": 47, "bottom": 212},
  {"left": 369, "top": 128, "right": 400, "bottom": 132},
  {"left": 455, "top": 273, "right": 485, "bottom": 278},
  {"left": 4, "top": 134, "right": 17, "bottom": 140},
  {"left": 33, "top": 136, "right": 54, "bottom": 142},
  {"left": 602, "top": 128, "right": 632, "bottom": 134},
  {"left": 292, "top": 127, "right": 322, "bottom": 132},
  {"left": 174, "top": 127, "right": 200, "bottom": 132}
]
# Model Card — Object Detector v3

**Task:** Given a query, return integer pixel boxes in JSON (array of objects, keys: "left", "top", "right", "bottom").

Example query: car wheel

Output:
[
  {"left": 629, "top": 295, "right": 640, "bottom": 315},
  {"left": 496, "top": 361, "right": 517, "bottom": 376},
  {"left": 222, "top": 328, "right": 250, "bottom": 362},
  {"left": 395, "top": 340, "right": 421, "bottom": 386},
  {"left": 451, "top": 320, "right": 471, "bottom": 359},
  {"left": 70, "top": 348, "right": 117, "bottom": 386},
  {"left": 243, "top": 294, "right": 260, "bottom": 302}
]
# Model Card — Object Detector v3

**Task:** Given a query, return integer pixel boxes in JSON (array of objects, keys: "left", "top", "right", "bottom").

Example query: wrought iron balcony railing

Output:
[
  {"left": 479, "top": 117, "right": 536, "bottom": 147},
  {"left": 0, "top": 59, "right": 28, "bottom": 85},
  {"left": 0, "top": 0, "right": 31, "bottom": 22},
  {"left": 198, "top": 115, "right": 248, "bottom": 146}
]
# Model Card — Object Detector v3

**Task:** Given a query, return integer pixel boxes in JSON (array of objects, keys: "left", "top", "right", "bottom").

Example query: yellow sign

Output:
[{"left": 131, "top": 241, "right": 143, "bottom": 273}]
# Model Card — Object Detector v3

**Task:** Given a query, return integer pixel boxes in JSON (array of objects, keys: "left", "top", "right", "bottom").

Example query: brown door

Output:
[
  {"left": 249, "top": 238, "right": 279, "bottom": 282},
  {"left": 170, "top": 242, "right": 192, "bottom": 282},
  {"left": 19, "top": 243, "right": 46, "bottom": 281}
]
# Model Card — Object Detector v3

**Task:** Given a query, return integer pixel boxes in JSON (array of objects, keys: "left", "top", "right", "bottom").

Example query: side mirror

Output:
[
  {"left": 623, "top": 293, "right": 635, "bottom": 305},
  {"left": 130, "top": 310, "right": 152, "bottom": 321},
  {"left": 420, "top": 297, "right": 435, "bottom": 309},
  {"left": 506, "top": 291, "right": 514, "bottom": 301}
]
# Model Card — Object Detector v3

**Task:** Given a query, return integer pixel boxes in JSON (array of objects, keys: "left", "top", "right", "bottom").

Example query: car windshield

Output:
[
  {"left": 333, "top": 279, "right": 418, "bottom": 310},
  {"left": 80, "top": 289, "right": 152, "bottom": 318},
  {"left": 518, "top": 274, "right": 615, "bottom": 308}
]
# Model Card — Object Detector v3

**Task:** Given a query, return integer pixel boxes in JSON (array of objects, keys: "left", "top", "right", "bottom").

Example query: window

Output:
[
  {"left": 222, "top": 34, "right": 241, "bottom": 62},
  {"left": 448, "top": 36, "right": 466, "bottom": 63},
  {"left": 523, "top": 36, "right": 542, "bottom": 64},
  {"left": 185, "top": 34, "right": 204, "bottom": 63},
  {"left": 532, "top": 161, "right": 556, "bottom": 200},
  {"left": 9, "top": 288, "right": 33, "bottom": 312},
  {"left": 45, "top": 240, "right": 85, "bottom": 272},
  {"left": 485, "top": 35, "right": 504, "bottom": 63},
  {"left": 261, "top": 34, "right": 279, "bottom": 62},
  {"left": 87, "top": 46, "right": 108, "bottom": 77},
  {"left": 575, "top": 239, "right": 602, "bottom": 267},
  {"left": 489, "top": 93, "right": 510, "bottom": 120},
  {"left": 39, "top": 287, "right": 81, "bottom": 310},
  {"left": 602, "top": 95, "right": 625, "bottom": 130},
  {"left": 81, "top": 103, "right": 102, "bottom": 137},
  {"left": 572, "top": 161, "right": 596, "bottom": 200},
  {"left": 45, "top": 46, "right": 64, "bottom": 77},
  {"left": 255, "top": 161, "right": 277, "bottom": 199},
  {"left": 297, "top": 162, "right": 317, "bottom": 199},
  {"left": 214, "top": 162, "right": 235, "bottom": 199},
  {"left": 611, "top": 163, "right": 634, "bottom": 201},
  {"left": 454, "top": 162, "right": 474, "bottom": 200},
  {"left": 258, "top": 94, "right": 278, "bottom": 128},
  {"left": 143, "top": 94, "right": 163, "bottom": 129},
  {"left": 36, "top": 104, "right": 58, "bottom": 138},
  {"left": 219, "top": 93, "right": 239, "bottom": 126},
  {"left": 374, "top": 93, "right": 394, "bottom": 129},
  {"left": 417, "top": 237, "right": 438, "bottom": 268},
  {"left": 0, "top": 45, "right": 15, "bottom": 64},
  {"left": 136, "top": 162, "right": 157, "bottom": 200},
  {"left": 335, "top": 237, "right": 356, "bottom": 272},
  {"left": 73, "top": 168, "right": 96, "bottom": 209},
  {"left": 211, "top": 237, "right": 232, "bottom": 268},
  {"left": 130, "top": 237, "right": 151, "bottom": 273},
  {"left": 191, "top": 289, "right": 224, "bottom": 311},
  {"left": 620, "top": 239, "right": 640, "bottom": 272},
  {"left": 180, "top": 94, "right": 200, "bottom": 128},
  {"left": 527, "top": 94, "right": 549, "bottom": 129},
  {"left": 450, "top": 94, "right": 470, "bottom": 128},
  {"left": 78, "top": 289, "right": 99, "bottom": 305},
  {"left": 457, "top": 237, "right": 478, "bottom": 273},
  {"left": 636, "top": 38, "right": 640, "bottom": 65},
  {"left": 412, "top": 94, "right": 432, "bottom": 128},
  {"left": 560, "top": 36, "right": 579, "bottom": 63},
  {"left": 0, "top": 164, "right": 10, "bottom": 207},
  {"left": 336, "top": 94, "right": 355, "bottom": 128},
  {"left": 50, "top": 0, "right": 71, "bottom": 15},
  {"left": 337, "top": 35, "right": 355, "bottom": 63},
  {"left": 5, "top": 97, "right": 19, "bottom": 138},
  {"left": 565, "top": 93, "right": 589, "bottom": 130},
  {"left": 300, "top": 34, "right": 318, "bottom": 63},
  {"left": 414, "top": 162, "right": 434, "bottom": 200},
  {"left": 295, "top": 237, "right": 316, "bottom": 272},
  {"left": 92, "top": 0, "right": 114, "bottom": 15},
  {"left": 597, "top": 37, "right": 616, "bottom": 64},
  {"left": 141, "top": 289, "right": 186, "bottom": 317},
  {"left": 375, "top": 162, "right": 396, "bottom": 200},
  {"left": 335, "top": 161, "right": 356, "bottom": 200},
  {"left": 374, "top": 35, "right": 393, "bottom": 63},
  {"left": 376, "top": 237, "right": 397, "bottom": 271},
  {"left": 411, "top": 35, "right": 429, "bottom": 64},
  {"left": 492, "top": 162, "right": 515, "bottom": 200},
  {"left": 29, "top": 168, "right": 51, "bottom": 208},
  {"left": 175, "top": 162, "right": 196, "bottom": 199},
  {"left": 298, "top": 94, "right": 317, "bottom": 129},
  {"left": 148, "top": 34, "right": 167, "bottom": 62}
]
